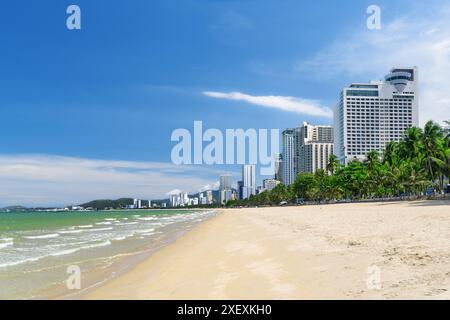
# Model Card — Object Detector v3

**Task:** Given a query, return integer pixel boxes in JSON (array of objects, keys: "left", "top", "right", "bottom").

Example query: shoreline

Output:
[
  {"left": 83, "top": 200, "right": 450, "bottom": 300},
  {"left": 22, "top": 210, "right": 220, "bottom": 300}
]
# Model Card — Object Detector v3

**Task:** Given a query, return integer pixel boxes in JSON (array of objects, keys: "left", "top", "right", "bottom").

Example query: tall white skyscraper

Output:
[
  {"left": 297, "top": 122, "right": 334, "bottom": 173},
  {"left": 274, "top": 153, "right": 282, "bottom": 181},
  {"left": 335, "top": 67, "right": 419, "bottom": 164},
  {"left": 242, "top": 164, "right": 256, "bottom": 199},
  {"left": 219, "top": 174, "right": 232, "bottom": 204},
  {"left": 281, "top": 129, "right": 296, "bottom": 185},
  {"left": 219, "top": 174, "right": 232, "bottom": 191}
]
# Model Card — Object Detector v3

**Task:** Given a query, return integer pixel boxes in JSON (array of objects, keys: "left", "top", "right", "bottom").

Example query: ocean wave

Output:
[
  {"left": 0, "top": 241, "right": 13, "bottom": 249},
  {"left": 0, "top": 241, "right": 112, "bottom": 268},
  {"left": 59, "top": 227, "right": 113, "bottom": 235},
  {"left": 76, "top": 225, "right": 93, "bottom": 229},
  {"left": 0, "top": 256, "right": 43, "bottom": 268},
  {"left": 114, "top": 222, "right": 138, "bottom": 226},
  {"left": 23, "top": 233, "right": 60, "bottom": 240},
  {"left": 95, "top": 222, "right": 112, "bottom": 225},
  {"left": 112, "top": 235, "right": 133, "bottom": 241},
  {"left": 59, "top": 229, "right": 84, "bottom": 234},
  {"left": 137, "top": 217, "right": 157, "bottom": 221},
  {"left": 134, "top": 228, "right": 155, "bottom": 234},
  {"left": 86, "top": 227, "right": 114, "bottom": 232}
]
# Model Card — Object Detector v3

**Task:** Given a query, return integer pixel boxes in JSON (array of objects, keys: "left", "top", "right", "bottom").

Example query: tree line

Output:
[{"left": 227, "top": 120, "right": 450, "bottom": 207}]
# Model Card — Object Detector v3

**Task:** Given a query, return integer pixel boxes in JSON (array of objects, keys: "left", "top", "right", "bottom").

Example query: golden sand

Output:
[{"left": 85, "top": 201, "right": 450, "bottom": 300}]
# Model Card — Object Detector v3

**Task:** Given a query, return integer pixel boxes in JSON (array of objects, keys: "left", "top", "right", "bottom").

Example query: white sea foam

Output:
[
  {"left": 0, "top": 241, "right": 13, "bottom": 249},
  {"left": 85, "top": 227, "right": 113, "bottom": 232},
  {"left": 135, "top": 228, "right": 155, "bottom": 234},
  {"left": 23, "top": 233, "right": 60, "bottom": 240},
  {"left": 0, "top": 256, "right": 43, "bottom": 268},
  {"left": 137, "top": 217, "right": 157, "bottom": 221},
  {"left": 59, "top": 229, "right": 85, "bottom": 234},
  {"left": 76, "top": 225, "right": 93, "bottom": 229},
  {"left": 49, "top": 248, "right": 80, "bottom": 256},
  {"left": 59, "top": 227, "right": 113, "bottom": 234},
  {"left": 115, "top": 222, "right": 138, "bottom": 226},
  {"left": 0, "top": 240, "right": 113, "bottom": 268},
  {"left": 95, "top": 222, "right": 112, "bottom": 225}
]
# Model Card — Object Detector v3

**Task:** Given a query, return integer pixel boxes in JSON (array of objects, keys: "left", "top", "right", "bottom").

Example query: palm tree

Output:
[
  {"left": 383, "top": 141, "right": 400, "bottom": 166},
  {"left": 444, "top": 120, "right": 450, "bottom": 147},
  {"left": 327, "top": 154, "right": 339, "bottom": 175},
  {"left": 400, "top": 126, "right": 423, "bottom": 159},
  {"left": 422, "top": 120, "right": 444, "bottom": 183}
]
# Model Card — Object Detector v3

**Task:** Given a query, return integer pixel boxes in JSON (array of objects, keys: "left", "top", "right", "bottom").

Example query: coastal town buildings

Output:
[
  {"left": 242, "top": 165, "right": 256, "bottom": 199},
  {"left": 297, "top": 122, "right": 334, "bottom": 173},
  {"left": 334, "top": 67, "right": 419, "bottom": 164}
]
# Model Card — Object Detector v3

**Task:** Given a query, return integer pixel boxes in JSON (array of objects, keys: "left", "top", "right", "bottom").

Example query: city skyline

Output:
[{"left": 1, "top": 1, "right": 450, "bottom": 207}]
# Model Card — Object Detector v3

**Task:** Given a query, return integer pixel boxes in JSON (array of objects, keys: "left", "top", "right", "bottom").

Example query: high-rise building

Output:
[
  {"left": 237, "top": 181, "right": 244, "bottom": 200},
  {"left": 219, "top": 174, "right": 232, "bottom": 191},
  {"left": 335, "top": 67, "right": 419, "bottom": 164},
  {"left": 281, "top": 129, "right": 296, "bottom": 185},
  {"left": 274, "top": 153, "right": 282, "bottom": 181},
  {"left": 220, "top": 189, "right": 232, "bottom": 204},
  {"left": 242, "top": 165, "right": 256, "bottom": 199},
  {"left": 219, "top": 174, "right": 232, "bottom": 204},
  {"left": 169, "top": 194, "right": 179, "bottom": 207},
  {"left": 297, "top": 122, "right": 334, "bottom": 173},
  {"left": 263, "top": 178, "right": 280, "bottom": 191},
  {"left": 206, "top": 190, "right": 213, "bottom": 204}
]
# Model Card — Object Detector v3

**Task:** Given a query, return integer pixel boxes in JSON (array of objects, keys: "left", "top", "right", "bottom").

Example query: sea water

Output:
[{"left": 0, "top": 209, "right": 217, "bottom": 299}]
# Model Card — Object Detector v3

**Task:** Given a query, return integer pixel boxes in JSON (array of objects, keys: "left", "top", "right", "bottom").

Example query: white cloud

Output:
[
  {"left": 296, "top": 4, "right": 450, "bottom": 126},
  {"left": 0, "top": 154, "right": 223, "bottom": 207},
  {"left": 203, "top": 91, "right": 332, "bottom": 118},
  {"left": 198, "top": 181, "right": 220, "bottom": 192}
]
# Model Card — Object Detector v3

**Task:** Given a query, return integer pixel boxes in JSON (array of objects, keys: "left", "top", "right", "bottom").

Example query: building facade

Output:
[
  {"left": 297, "top": 122, "right": 334, "bottom": 173},
  {"left": 242, "top": 165, "right": 256, "bottom": 199},
  {"left": 281, "top": 129, "right": 296, "bottom": 185},
  {"left": 219, "top": 174, "right": 233, "bottom": 204},
  {"left": 335, "top": 67, "right": 419, "bottom": 164},
  {"left": 263, "top": 178, "right": 280, "bottom": 191}
]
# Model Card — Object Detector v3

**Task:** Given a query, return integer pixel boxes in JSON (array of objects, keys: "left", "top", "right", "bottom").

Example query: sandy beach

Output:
[{"left": 84, "top": 200, "right": 450, "bottom": 300}]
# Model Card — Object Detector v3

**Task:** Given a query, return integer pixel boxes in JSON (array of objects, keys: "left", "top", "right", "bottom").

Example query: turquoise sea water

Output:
[{"left": 0, "top": 209, "right": 216, "bottom": 299}]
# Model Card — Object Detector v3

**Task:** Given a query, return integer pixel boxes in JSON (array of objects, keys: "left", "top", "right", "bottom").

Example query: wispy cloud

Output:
[
  {"left": 296, "top": 3, "right": 450, "bottom": 125},
  {"left": 203, "top": 91, "right": 332, "bottom": 118},
  {"left": 0, "top": 154, "right": 222, "bottom": 207}
]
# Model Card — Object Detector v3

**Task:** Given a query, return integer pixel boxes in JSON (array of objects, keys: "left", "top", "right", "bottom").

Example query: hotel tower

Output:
[{"left": 334, "top": 67, "right": 419, "bottom": 164}]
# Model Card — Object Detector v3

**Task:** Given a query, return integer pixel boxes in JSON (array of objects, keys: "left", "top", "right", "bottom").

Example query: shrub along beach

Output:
[{"left": 227, "top": 120, "right": 450, "bottom": 207}]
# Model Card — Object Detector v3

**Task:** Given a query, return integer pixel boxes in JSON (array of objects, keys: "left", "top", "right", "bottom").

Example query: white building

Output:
[
  {"left": 281, "top": 129, "right": 296, "bottom": 185},
  {"left": 263, "top": 178, "right": 280, "bottom": 191},
  {"left": 242, "top": 164, "right": 256, "bottom": 199},
  {"left": 206, "top": 190, "right": 213, "bottom": 204},
  {"left": 220, "top": 189, "right": 233, "bottom": 204},
  {"left": 219, "top": 174, "right": 232, "bottom": 191},
  {"left": 169, "top": 194, "right": 179, "bottom": 208},
  {"left": 298, "top": 122, "right": 334, "bottom": 173},
  {"left": 274, "top": 153, "right": 282, "bottom": 181},
  {"left": 219, "top": 174, "right": 233, "bottom": 204},
  {"left": 335, "top": 67, "right": 419, "bottom": 164}
]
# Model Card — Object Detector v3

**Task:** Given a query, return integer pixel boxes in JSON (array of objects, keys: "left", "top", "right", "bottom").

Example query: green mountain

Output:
[{"left": 79, "top": 198, "right": 135, "bottom": 210}]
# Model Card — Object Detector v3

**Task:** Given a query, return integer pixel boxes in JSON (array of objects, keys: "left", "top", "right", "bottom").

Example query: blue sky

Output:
[{"left": 1, "top": 0, "right": 449, "bottom": 206}]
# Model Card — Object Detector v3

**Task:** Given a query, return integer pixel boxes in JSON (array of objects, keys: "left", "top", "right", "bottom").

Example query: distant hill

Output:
[
  {"left": 80, "top": 198, "right": 135, "bottom": 210},
  {"left": 0, "top": 205, "right": 29, "bottom": 212}
]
